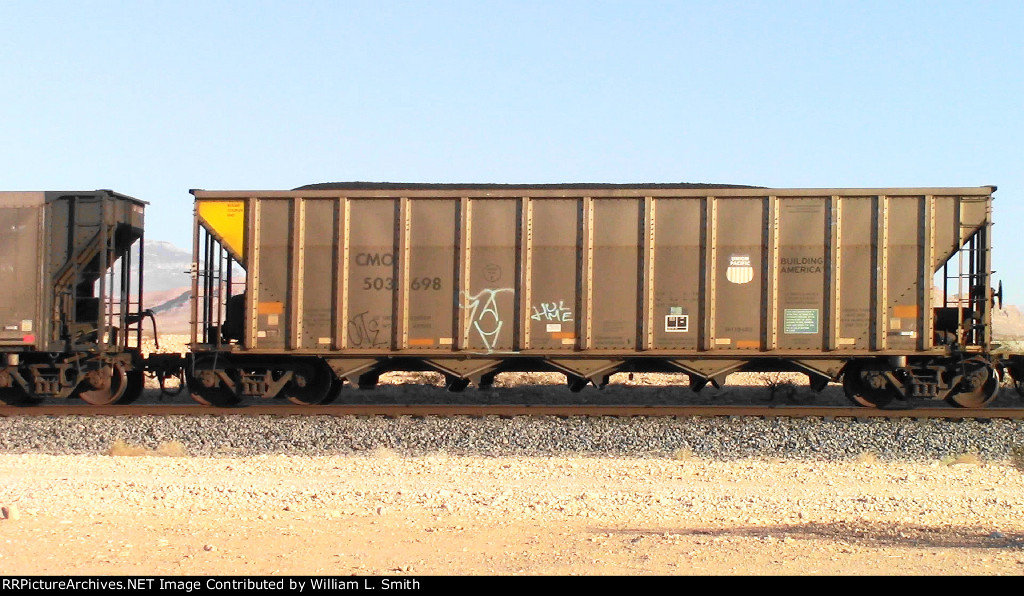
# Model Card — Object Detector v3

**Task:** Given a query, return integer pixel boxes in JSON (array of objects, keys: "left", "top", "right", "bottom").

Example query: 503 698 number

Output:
[{"left": 362, "top": 277, "right": 442, "bottom": 291}]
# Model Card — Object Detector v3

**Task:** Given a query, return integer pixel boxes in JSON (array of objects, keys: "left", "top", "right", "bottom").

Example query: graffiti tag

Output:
[
  {"left": 348, "top": 311, "right": 388, "bottom": 348},
  {"left": 460, "top": 288, "right": 513, "bottom": 353},
  {"left": 531, "top": 300, "right": 574, "bottom": 322}
]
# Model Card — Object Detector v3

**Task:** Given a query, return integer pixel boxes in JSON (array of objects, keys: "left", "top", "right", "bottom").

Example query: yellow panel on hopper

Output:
[{"left": 197, "top": 200, "right": 245, "bottom": 260}]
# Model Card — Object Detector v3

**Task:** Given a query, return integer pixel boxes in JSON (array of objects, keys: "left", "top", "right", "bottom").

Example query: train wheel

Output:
[
  {"left": 946, "top": 360, "right": 1000, "bottom": 408},
  {"left": 281, "top": 359, "right": 335, "bottom": 405},
  {"left": 77, "top": 363, "right": 128, "bottom": 405},
  {"left": 1009, "top": 364, "right": 1024, "bottom": 398},
  {"left": 842, "top": 363, "right": 898, "bottom": 408},
  {"left": 190, "top": 382, "right": 240, "bottom": 406},
  {"left": 319, "top": 379, "right": 343, "bottom": 405},
  {"left": 188, "top": 359, "right": 241, "bottom": 407},
  {"left": 0, "top": 385, "right": 38, "bottom": 406},
  {"left": 116, "top": 370, "right": 146, "bottom": 405}
]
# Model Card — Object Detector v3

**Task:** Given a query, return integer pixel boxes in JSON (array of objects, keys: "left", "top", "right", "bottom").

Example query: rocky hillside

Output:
[
  {"left": 992, "top": 304, "right": 1024, "bottom": 342},
  {"left": 141, "top": 240, "right": 191, "bottom": 333},
  {"left": 143, "top": 240, "right": 192, "bottom": 292}
]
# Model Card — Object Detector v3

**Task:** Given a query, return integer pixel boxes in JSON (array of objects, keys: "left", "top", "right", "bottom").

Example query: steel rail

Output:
[{"left": 2, "top": 404, "right": 1024, "bottom": 419}]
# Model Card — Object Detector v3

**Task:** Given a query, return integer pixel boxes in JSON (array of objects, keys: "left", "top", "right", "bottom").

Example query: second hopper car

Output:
[
  {"left": 0, "top": 190, "right": 149, "bottom": 405},
  {"left": 186, "top": 183, "right": 1001, "bottom": 408}
]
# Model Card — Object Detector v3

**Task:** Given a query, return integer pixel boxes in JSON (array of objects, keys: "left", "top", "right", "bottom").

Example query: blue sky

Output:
[{"left": 2, "top": 1, "right": 1022, "bottom": 290}]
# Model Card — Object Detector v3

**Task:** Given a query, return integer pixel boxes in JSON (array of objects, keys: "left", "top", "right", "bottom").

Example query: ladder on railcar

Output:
[{"left": 942, "top": 225, "right": 989, "bottom": 347}]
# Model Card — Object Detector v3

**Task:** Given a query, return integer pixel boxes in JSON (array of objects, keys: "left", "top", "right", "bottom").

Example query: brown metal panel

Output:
[
  {"left": 766, "top": 196, "right": 779, "bottom": 350},
  {"left": 464, "top": 198, "right": 517, "bottom": 353},
  {"left": 245, "top": 197, "right": 260, "bottom": 350},
  {"left": 333, "top": 197, "right": 350, "bottom": 350},
  {"left": 190, "top": 208, "right": 201, "bottom": 347},
  {"left": 776, "top": 197, "right": 827, "bottom": 351},
  {"left": 253, "top": 198, "right": 290, "bottom": 350},
  {"left": 345, "top": 199, "right": 396, "bottom": 350},
  {"left": 960, "top": 197, "right": 990, "bottom": 241},
  {"left": 640, "top": 196, "right": 654, "bottom": 350},
  {"left": 289, "top": 198, "right": 305, "bottom": 350},
  {"left": 931, "top": 196, "right": 957, "bottom": 268},
  {"left": 886, "top": 196, "right": 922, "bottom": 351},
  {"left": 300, "top": 199, "right": 337, "bottom": 350},
  {"left": 922, "top": 196, "right": 934, "bottom": 350},
  {"left": 426, "top": 358, "right": 501, "bottom": 380},
  {"left": 396, "top": 197, "right": 410, "bottom": 350},
  {"left": 713, "top": 197, "right": 764, "bottom": 350},
  {"left": 520, "top": 197, "right": 533, "bottom": 350},
  {"left": 529, "top": 199, "right": 579, "bottom": 351},
  {"left": 652, "top": 199, "right": 694, "bottom": 350},
  {"left": 828, "top": 196, "right": 841, "bottom": 351},
  {"left": 590, "top": 198, "right": 640, "bottom": 349},
  {"left": 837, "top": 197, "right": 872, "bottom": 350},
  {"left": 0, "top": 197, "right": 44, "bottom": 347},
  {"left": 455, "top": 197, "right": 470, "bottom": 350},
  {"left": 581, "top": 197, "right": 594, "bottom": 350},
  {"left": 651, "top": 198, "right": 701, "bottom": 351},
  {"left": 36, "top": 205, "right": 46, "bottom": 348},
  {"left": 97, "top": 197, "right": 108, "bottom": 351},
  {"left": 704, "top": 197, "right": 716, "bottom": 351},
  {"left": 875, "top": 195, "right": 889, "bottom": 350},
  {"left": 406, "top": 199, "right": 457, "bottom": 350}
]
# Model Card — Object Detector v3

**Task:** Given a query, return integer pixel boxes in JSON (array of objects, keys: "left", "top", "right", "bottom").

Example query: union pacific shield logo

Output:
[{"left": 726, "top": 254, "right": 754, "bottom": 284}]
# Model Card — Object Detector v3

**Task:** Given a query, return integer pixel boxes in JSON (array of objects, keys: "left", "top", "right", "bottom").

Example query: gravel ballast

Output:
[{"left": 0, "top": 414, "right": 1021, "bottom": 462}]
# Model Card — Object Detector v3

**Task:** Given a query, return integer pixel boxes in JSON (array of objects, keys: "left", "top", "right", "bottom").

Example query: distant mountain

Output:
[
  {"left": 993, "top": 305, "right": 1024, "bottom": 340},
  {"left": 144, "top": 240, "right": 192, "bottom": 293},
  {"left": 142, "top": 240, "right": 192, "bottom": 333}
]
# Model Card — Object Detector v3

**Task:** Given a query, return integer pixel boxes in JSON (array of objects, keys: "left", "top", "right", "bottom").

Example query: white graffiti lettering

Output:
[
  {"left": 531, "top": 301, "right": 574, "bottom": 322},
  {"left": 460, "top": 288, "right": 514, "bottom": 353}
]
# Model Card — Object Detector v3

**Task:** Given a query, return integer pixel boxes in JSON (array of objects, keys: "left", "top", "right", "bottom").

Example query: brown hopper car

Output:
[
  {"left": 187, "top": 183, "right": 1001, "bottom": 408},
  {"left": 0, "top": 190, "right": 149, "bottom": 404}
]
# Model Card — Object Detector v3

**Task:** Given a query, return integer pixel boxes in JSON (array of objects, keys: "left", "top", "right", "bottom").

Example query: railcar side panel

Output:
[
  {"left": 466, "top": 198, "right": 518, "bottom": 352},
  {"left": 252, "top": 198, "right": 290, "bottom": 350},
  {"left": 591, "top": 198, "right": 641, "bottom": 350},
  {"left": 886, "top": 196, "right": 924, "bottom": 352},
  {"left": 346, "top": 199, "right": 396, "bottom": 350},
  {"left": 193, "top": 186, "right": 994, "bottom": 360},
  {"left": 0, "top": 194, "right": 44, "bottom": 349},
  {"left": 301, "top": 199, "right": 337, "bottom": 350},
  {"left": 651, "top": 198, "right": 702, "bottom": 350},
  {"left": 776, "top": 197, "right": 828, "bottom": 351},
  {"left": 837, "top": 197, "right": 873, "bottom": 350},
  {"left": 712, "top": 198, "right": 764, "bottom": 351},
  {"left": 407, "top": 199, "right": 457, "bottom": 350},
  {"left": 932, "top": 197, "right": 956, "bottom": 267},
  {"left": 532, "top": 200, "right": 581, "bottom": 350}
]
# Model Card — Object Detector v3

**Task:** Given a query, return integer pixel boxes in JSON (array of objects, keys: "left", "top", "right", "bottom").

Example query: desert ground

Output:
[{"left": 1, "top": 451, "right": 1023, "bottom": 576}]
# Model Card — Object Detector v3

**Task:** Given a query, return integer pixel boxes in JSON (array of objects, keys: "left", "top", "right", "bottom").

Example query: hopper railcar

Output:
[
  {"left": 0, "top": 190, "right": 150, "bottom": 405},
  {"left": 186, "top": 183, "right": 1002, "bottom": 408}
]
